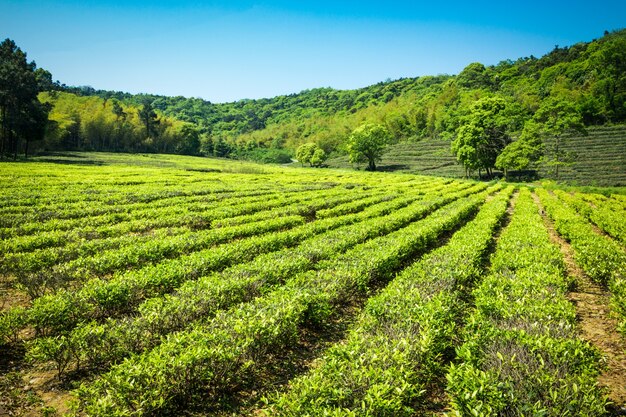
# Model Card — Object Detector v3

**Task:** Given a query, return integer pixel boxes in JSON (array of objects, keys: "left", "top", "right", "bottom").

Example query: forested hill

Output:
[
  {"left": 61, "top": 75, "right": 447, "bottom": 157},
  {"left": 2, "top": 29, "right": 625, "bottom": 178},
  {"left": 57, "top": 29, "right": 626, "bottom": 159}
]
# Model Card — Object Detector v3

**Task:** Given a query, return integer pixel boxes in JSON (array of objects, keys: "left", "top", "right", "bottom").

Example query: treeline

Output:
[
  {"left": 39, "top": 92, "right": 202, "bottom": 155},
  {"left": 65, "top": 29, "right": 626, "bottom": 162},
  {"left": 59, "top": 76, "right": 436, "bottom": 162},
  {"left": 2, "top": 29, "right": 626, "bottom": 165},
  {"left": 0, "top": 39, "right": 51, "bottom": 158}
]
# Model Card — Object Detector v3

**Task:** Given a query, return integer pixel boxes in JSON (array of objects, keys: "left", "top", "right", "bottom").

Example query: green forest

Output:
[{"left": 1, "top": 29, "right": 625, "bottom": 178}]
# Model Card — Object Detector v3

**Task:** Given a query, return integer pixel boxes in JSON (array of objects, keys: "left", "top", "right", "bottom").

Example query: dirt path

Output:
[{"left": 533, "top": 192, "right": 626, "bottom": 415}]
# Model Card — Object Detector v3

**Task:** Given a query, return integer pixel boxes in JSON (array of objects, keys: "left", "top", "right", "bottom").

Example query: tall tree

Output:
[
  {"left": 309, "top": 146, "right": 327, "bottom": 167},
  {"left": 495, "top": 137, "right": 542, "bottom": 180},
  {"left": 0, "top": 38, "right": 49, "bottom": 158},
  {"left": 591, "top": 33, "right": 626, "bottom": 121},
  {"left": 138, "top": 98, "right": 158, "bottom": 141},
  {"left": 451, "top": 96, "right": 515, "bottom": 178},
  {"left": 175, "top": 124, "right": 201, "bottom": 155},
  {"left": 346, "top": 124, "right": 390, "bottom": 171},
  {"left": 456, "top": 62, "right": 492, "bottom": 90},
  {"left": 110, "top": 99, "right": 126, "bottom": 151},
  {"left": 111, "top": 99, "right": 126, "bottom": 121}
]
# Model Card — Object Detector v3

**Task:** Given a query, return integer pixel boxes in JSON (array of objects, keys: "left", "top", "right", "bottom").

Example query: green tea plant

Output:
[
  {"left": 73, "top": 188, "right": 491, "bottom": 416},
  {"left": 265, "top": 187, "right": 513, "bottom": 416},
  {"left": 27, "top": 183, "right": 487, "bottom": 372},
  {"left": 539, "top": 188, "right": 626, "bottom": 336},
  {"left": 446, "top": 189, "right": 606, "bottom": 416},
  {"left": 553, "top": 190, "right": 626, "bottom": 245}
]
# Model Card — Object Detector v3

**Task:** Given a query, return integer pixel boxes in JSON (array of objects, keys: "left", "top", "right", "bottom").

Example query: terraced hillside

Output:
[
  {"left": 328, "top": 126, "right": 626, "bottom": 186},
  {"left": 326, "top": 137, "right": 465, "bottom": 177},
  {"left": 539, "top": 125, "right": 626, "bottom": 186},
  {"left": 0, "top": 153, "right": 625, "bottom": 416}
]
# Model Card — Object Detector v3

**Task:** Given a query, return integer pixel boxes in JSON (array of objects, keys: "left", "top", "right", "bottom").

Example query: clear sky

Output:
[{"left": 1, "top": 0, "right": 624, "bottom": 103}]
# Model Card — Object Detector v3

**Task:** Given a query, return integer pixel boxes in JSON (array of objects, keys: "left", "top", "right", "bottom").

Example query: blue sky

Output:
[{"left": 1, "top": 0, "right": 624, "bottom": 102}]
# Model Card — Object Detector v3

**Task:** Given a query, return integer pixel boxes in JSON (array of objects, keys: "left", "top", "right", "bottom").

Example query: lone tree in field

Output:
[
  {"left": 296, "top": 142, "right": 326, "bottom": 167},
  {"left": 451, "top": 96, "right": 514, "bottom": 178},
  {"left": 346, "top": 123, "right": 390, "bottom": 171},
  {"left": 0, "top": 38, "right": 49, "bottom": 158}
]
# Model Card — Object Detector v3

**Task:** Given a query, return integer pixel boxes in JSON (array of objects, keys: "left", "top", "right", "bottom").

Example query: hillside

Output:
[
  {"left": 326, "top": 126, "right": 626, "bottom": 186},
  {"left": 41, "top": 30, "right": 626, "bottom": 154},
  {"left": 2, "top": 29, "right": 626, "bottom": 184},
  {"left": 538, "top": 125, "right": 626, "bottom": 186},
  {"left": 326, "top": 137, "right": 465, "bottom": 177},
  {"left": 79, "top": 28, "right": 626, "bottom": 154}
]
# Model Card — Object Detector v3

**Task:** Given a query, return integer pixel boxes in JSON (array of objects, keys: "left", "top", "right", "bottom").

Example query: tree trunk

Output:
[
  {"left": 11, "top": 130, "right": 17, "bottom": 160},
  {"left": 0, "top": 127, "right": 4, "bottom": 158},
  {"left": 554, "top": 135, "right": 560, "bottom": 181},
  {"left": 0, "top": 106, "right": 5, "bottom": 158},
  {"left": 368, "top": 159, "right": 376, "bottom": 171}
]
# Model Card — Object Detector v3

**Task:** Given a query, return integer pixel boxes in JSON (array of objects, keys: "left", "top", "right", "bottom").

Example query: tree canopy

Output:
[
  {"left": 5, "top": 29, "right": 626, "bottom": 176},
  {"left": 296, "top": 142, "right": 326, "bottom": 167},
  {"left": 40, "top": 91, "right": 201, "bottom": 154},
  {"left": 495, "top": 138, "right": 542, "bottom": 179},
  {"left": 0, "top": 38, "right": 49, "bottom": 158},
  {"left": 523, "top": 97, "right": 585, "bottom": 179},
  {"left": 346, "top": 124, "right": 390, "bottom": 171},
  {"left": 451, "top": 96, "right": 518, "bottom": 177}
]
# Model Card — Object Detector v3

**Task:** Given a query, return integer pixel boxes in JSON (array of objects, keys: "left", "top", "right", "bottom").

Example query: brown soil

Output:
[
  {"left": 533, "top": 192, "right": 626, "bottom": 415},
  {"left": 0, "top": 341, "right": 74, "bottom": 417},
  {"left": 0, "top": 275, "right": 31, "bottom": 312},
  {"left": 23, "top": 369, "right": 74, "bottom": 417}
]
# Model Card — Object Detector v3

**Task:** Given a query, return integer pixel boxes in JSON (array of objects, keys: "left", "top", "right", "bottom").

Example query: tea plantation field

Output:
[{"left": 0, "top": 153, "right": 625, "bottom": 416}]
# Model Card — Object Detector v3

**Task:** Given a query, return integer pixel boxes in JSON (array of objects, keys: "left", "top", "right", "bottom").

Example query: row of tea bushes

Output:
[
  {"left": 539, "top": 188, "right": 626, "bottom": 336},
  {"left": 73, "top": 188, "right": 492, "bottom": 416},
  {"left": 446, "top": 189, "right": 606, "bottom": 416},
  {"left": 26, "top": 183, "right": 485, "bottom": 374},
  {"left": 265, "top": 187, "right": 514, "bottom": 416}
]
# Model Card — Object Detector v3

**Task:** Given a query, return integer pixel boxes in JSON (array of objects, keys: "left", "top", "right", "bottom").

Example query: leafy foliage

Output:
[
  {"left": 524, "top": 97, "right": 586, "bottom": 180},
  {"left": 538, "top": 188, "right": 626, "bottom": 335},
  {"left": 39, "top": 91, "right": 201, "bottom": 155},
  {"left": 295, "top": 142, "right": 326, "bottom": 167},
  {"left": 346, "top": 123, "right": 390, "bottom": 171},
  {"left": 447, "top": 189, "right": 607, "bottom": 416},
  {"left": 451, "top": 96, "right": 519, "bottom": 177},
  {"left": 2, "top": 29, "right": 624, "bottom": 178},
  {"left": 0, "top": 155, "right": 621, "bottom": 415},
  {"left": 74, "top": 184, "right": 488, "bottom": 416},
  {"left": 495, "top": 137, "right": 542, "bottom": 178},
  {"left": 266, "top": 187, "right": 513, "bottom": 416},
  {"left": 0, "top": 38, "right": 49, "bottom": 158}
]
